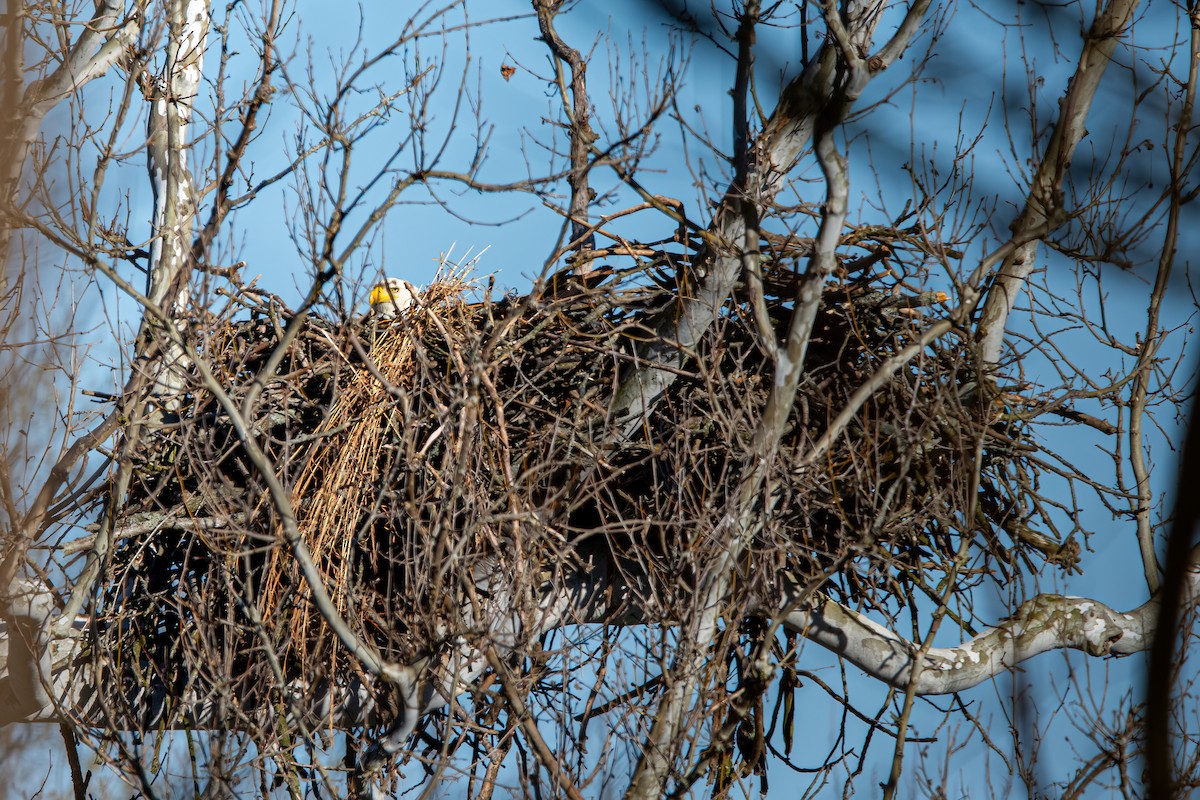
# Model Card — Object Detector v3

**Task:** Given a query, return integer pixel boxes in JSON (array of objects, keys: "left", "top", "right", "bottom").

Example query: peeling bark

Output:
[{"left": 141, "top": 0, "right": 211, "bottom": 406}]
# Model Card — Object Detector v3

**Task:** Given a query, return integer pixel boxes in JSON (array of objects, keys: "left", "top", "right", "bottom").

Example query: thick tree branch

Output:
[
  {"left": 976, "top": 0, "right": 1141, "bottom": 366},
  {"left": 783, "top": 573, "right": 1173, "bottom": 696},
  {"left": 4, "top": 533, "right": 1189, "bottom": 728},
  {"left": 610, "top": 0, "right": 904, "bottom": 426}
]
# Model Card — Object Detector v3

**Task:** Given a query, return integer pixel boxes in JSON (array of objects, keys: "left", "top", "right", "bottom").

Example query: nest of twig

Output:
[{"left": 97, "top": 256, "right": 1074, "bottom": 720}]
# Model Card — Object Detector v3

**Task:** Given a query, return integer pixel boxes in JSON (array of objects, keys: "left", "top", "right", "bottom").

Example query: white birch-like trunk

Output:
[{"left": 142, "top": 0, "right": 211, "bottom": 410}]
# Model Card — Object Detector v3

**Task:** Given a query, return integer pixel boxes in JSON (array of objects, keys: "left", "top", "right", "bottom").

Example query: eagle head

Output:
[{"left": 369, "top": 278, "right": 416, "bottom": 319}]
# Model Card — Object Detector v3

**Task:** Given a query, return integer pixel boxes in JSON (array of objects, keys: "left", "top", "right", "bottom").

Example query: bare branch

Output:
[{"left": 976, "top": 0, "right": 1141, "bottom": 366}]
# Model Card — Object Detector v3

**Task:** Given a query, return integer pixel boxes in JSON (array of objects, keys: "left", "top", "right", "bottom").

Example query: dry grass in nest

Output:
[{"left": 261, "top": 275, "right": 477, "bottom": 667}]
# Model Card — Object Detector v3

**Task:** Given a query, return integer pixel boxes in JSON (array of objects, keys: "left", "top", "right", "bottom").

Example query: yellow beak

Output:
[{"left": 369, "top": 285, "right": 394, "bottom": 306}]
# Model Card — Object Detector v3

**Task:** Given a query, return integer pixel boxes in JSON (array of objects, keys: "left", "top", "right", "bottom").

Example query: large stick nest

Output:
[{"left": 97, "top": 255, "right": 1077, "bottom": 720}]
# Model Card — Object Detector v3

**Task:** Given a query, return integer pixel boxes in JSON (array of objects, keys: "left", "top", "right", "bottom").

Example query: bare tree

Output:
[{"left": 1, "top": 0, "right": 1198, "bottom": 798}]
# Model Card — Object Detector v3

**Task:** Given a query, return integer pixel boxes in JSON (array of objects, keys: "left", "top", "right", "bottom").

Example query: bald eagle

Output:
[{"left": 368, "top": 277, "right": 417, "bottom": 320}]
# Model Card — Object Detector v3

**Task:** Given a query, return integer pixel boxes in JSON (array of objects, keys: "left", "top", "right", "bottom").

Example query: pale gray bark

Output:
[
  {"left": 142, "top": 0, "right": 210, "bottom": 406},
  {"left": 975, "top": 0, "right": 1142, "bottom": 366},
  {"left": 610, "top": 0, "right": 931, "bottom": 429},
  {"left": 783, "top": 580, "right": 1161, "bottom": 696}
]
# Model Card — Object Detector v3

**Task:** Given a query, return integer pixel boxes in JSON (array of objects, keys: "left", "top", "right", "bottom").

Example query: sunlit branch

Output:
[{"left": 976, "top": 0, "right": 1141, "bottom": 366}]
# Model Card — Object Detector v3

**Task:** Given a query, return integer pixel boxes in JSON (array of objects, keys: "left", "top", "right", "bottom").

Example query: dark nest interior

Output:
[{"left": 93, "top": 252, "right": 1080, "bottom": 731}]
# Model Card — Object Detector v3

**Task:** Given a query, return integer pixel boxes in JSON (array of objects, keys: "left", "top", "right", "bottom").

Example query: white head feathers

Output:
[{"left": 368, "top": 278, "right": 416, "bottom": 319}]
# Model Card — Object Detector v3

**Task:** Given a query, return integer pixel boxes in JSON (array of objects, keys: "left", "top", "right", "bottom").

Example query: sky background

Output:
[{"left": 9, "top": 0, "right": 1200, "bottom": 797}]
